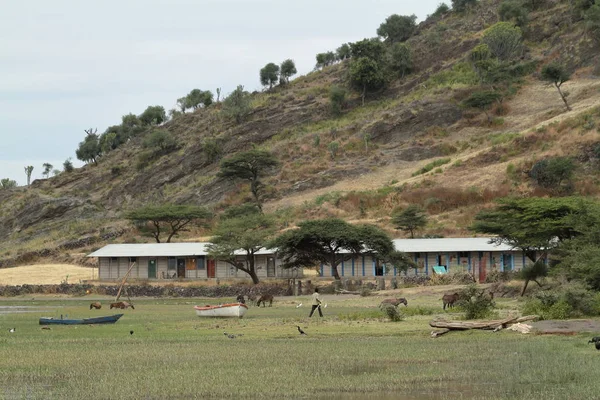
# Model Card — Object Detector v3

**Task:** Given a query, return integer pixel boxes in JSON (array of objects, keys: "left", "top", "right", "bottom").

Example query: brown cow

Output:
[
  {"left": 89, "top": 302, "right": 102, "bottom": 310},
  {"left": 442, "top": 293, "right": 460, "bottom": 310},
  {"left": 256, "top": 294, "right": 273, "bottom": 307},
  {"left": 110, "top": 301, "right": 135, "bottom": 310},
  {"left": 380, "top": 298, "right": 408, "bottom": 307}
]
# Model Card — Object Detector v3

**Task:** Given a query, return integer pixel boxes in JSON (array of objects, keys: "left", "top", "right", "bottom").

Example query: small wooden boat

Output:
[
  {"left": 39, "top": 314, "right": 124, "bottom": 325},
  {"left": 194, "top": 303, "right": 248, "bottom": 318}
]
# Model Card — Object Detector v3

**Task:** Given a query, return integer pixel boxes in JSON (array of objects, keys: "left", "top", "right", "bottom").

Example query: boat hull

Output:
[
  {"left": 39, "top": 314, "right": 124, "bottom": 325},
  {"left": 194, "top": 303, "right": 248, "bottom": 318}
]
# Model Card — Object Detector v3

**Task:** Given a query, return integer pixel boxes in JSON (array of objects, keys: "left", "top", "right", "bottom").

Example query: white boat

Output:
[{"left": 194, "top": 303, "right": 248, "bottom": 318}]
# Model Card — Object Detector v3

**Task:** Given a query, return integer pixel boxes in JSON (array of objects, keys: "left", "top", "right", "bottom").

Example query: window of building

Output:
[{"left": 168, "top": 257, "right": 176, "bottom": 270}]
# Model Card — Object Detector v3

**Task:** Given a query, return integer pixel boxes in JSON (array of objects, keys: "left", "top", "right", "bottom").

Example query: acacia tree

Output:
[
  {"left": 540, "top": 63, "right": 572, "bottom": 111},
  {"left": 207, "top": 214, "right": 275, "bottom": 284},
  {"left": 392, "top": 205, "right": 427, "bottom": 238},
  {"left": 471, "top": 197, "right": 587, "bottom": 295},
  {"left": 260, "top": 63, "right": 280, "bottom": 89},
  {"left": 125, "top": 204, "right": 211, "bottom": 243},
  {"left": 24, "top": 166, "right": 34, "bottom": 186},
  {"left": 280, "top": 59, "right": 297, "bottom": 84},
  {"left": 270, "top": 218, "right": 410, "bottom": 280},
  {"left": 217, "top": 149, "right": 279, "bottom": 211},
  {"left": 376, "top": 14, "right": 417, "bottom": 43}
]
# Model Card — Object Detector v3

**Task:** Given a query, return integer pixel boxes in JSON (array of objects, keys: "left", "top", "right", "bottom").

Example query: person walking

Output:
[{"left": 309, "top": 287, "right": 323, "bottom": 317}]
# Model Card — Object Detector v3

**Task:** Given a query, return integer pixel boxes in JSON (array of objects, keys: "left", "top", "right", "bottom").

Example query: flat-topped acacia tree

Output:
[
  {"left": 207, "top": 214, "right": 275, "bottom": 284},
  {"left": 217, "top": 149, "right": 279, "bottom": 212},
  {"left": 270, "top": 218, "right": 412, "bottom": 280},
  {"left": 125, "top": 204, "right": 211, "bottom": 243}
]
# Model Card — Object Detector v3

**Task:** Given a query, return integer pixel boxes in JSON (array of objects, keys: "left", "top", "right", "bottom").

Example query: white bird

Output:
[
  {"left": 8, "top": 328, "right": 15, "bottom": 333},
  {"left": 296, "top": 303, "right": 303, "bottom": 308},
  {"left": 324, "top": 304, "right": 328, "bottom": 308}
]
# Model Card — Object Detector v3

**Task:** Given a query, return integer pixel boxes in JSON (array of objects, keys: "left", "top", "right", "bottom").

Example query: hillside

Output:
[{"left": 1, "top": 0, "right": 600, "bottom": 267}]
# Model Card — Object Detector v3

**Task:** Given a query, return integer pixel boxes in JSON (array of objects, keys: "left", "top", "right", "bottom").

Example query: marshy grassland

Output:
[{"left": 0, "top": 287, "right": 599, "bottom": 399}]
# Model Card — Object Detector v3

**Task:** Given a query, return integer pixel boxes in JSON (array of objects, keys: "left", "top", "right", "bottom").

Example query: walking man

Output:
[{"left": 309, "top": 287, "right": 323, "bottom": 317}]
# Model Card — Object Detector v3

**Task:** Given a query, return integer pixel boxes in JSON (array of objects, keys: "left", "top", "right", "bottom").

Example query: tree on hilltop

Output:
[
  {"left": 280, "top": 59, "right": 297, "bottom": 84},
  {"left": 260, "top": 63, "right": 280, "bottom": 89},
  {"left": 377, "top": 14, "right": 417, "bottom": 43}
]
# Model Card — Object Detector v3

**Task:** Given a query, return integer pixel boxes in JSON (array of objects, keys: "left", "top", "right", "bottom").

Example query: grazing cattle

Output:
[
  {"left": 236, "top": 294, "right": 246, "bottom": 304},
  {"left": 380, "top": 298, "right": 408, "bottom": 307},
  {"left": 110, "top": 301, "right": 135, "bottom": 310},
  {"left": 89, "top": 302, "right": 102, "bottom": 310},
  {"left": 247, "top": 294, "right": 257, "bottom": 306},
  {"left": 442, "top": 293, "right": 460, "bottom": 310},
  {"left": 256, "top": 294, "right": 274, "bottom": 307}
]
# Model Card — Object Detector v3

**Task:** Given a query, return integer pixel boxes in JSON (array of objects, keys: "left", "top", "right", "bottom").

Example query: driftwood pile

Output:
[{"left": 430, "top": 315, "right": 539, "bottom": 337}]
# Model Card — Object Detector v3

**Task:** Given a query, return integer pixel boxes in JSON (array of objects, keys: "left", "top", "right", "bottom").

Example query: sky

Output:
[{"left": 0, "top": 0, "right": 442, "bottom": 186}]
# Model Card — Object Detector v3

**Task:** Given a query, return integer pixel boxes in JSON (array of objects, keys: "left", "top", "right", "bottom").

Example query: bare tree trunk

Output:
[{"left": 556, "top": 84, "right": 571, "bottom": 111}]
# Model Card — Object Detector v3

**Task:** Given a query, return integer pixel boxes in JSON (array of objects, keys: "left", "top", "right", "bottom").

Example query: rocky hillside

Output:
[{"left": 1, "top": 0, "right": 600, "bottom": 267}]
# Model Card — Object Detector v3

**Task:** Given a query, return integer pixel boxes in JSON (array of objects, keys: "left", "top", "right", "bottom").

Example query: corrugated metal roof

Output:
[
  {"left": 88, "top": 237, "right": 513, "bottom": 258},
  {"left": 87, "top": 243, "right": 211, "bottom": 257},
  {"left": 393, "top": 237, "right": 513, "bottom": 253},
  {"left": 87, "top": 243, "right": 277, "bottom": 257}
]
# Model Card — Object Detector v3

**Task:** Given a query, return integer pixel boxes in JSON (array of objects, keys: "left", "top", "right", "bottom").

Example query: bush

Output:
[
  {"left": 431, "top": 3, "right": 450, "bottom": 18},
  {"left": 528, "top": 157, "right": 575, "bottom": 192},
  {"left": 412, "top": 158, "right": 451, "bottom": 176},
  {"left": 143, "top": 130, "right": 177, "bottom": 154},
  {"left": 329, "top": 86, "right": 347, "bottom": 116},
  {"left": 379, "top": 303, "right": 404, "bottom": 321},
  {"left": 485, "top": 269, "right": 517, "bottom": 283},
  {"left": 451, "top": 0, "right": 478, "bottom": 12},
  {"left": 521, "top": 285, "right": 600, "bottom": 319},
  {"left": 63, "top": 158, "right": 74, "bottom": 173},
  {"left": 456, "top": 285, "right": 496, "bottom": 319}
]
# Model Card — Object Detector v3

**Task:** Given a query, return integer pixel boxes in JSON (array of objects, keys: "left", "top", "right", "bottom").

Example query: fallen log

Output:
[
  {"left": 429, "top": 315, "right": 539, "bottom": 334},
  {"left": 430, "top": 329, "right": 451, "bottom": 338}
]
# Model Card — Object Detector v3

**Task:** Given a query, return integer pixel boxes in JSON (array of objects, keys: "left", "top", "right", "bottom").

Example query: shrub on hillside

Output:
[{"left": 528, "top": 157, "right": 575, "bottom": 193}]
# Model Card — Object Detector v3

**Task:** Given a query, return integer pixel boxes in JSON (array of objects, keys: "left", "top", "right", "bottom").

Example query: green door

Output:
[{"left": 148, "top": 259, "right": 157, "bottom": 279}]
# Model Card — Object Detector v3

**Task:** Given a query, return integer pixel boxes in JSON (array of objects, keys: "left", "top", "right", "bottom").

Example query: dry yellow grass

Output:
[{"left": 0, "top": 264, "right": 97, "bottom": 285}]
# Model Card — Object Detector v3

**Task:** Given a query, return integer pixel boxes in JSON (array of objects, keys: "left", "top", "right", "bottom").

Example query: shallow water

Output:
[{"left": 0, "top": 305, "right": 61, "bottom": 314}]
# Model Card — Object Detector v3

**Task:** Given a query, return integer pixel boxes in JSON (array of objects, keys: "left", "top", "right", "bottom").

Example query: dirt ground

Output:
[
  {"left": 0, "top": 264, "right": 97, "bottom": 285},
  {"left": 531, "top": 319, "right": 600, "bottom": 334}
]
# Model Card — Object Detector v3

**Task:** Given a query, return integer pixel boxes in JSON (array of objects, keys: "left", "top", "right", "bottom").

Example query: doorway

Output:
[
  {"left": 177, "top": 259, "right": 185, "bottom": 278},
  {"left": 207, "top": 259, "right": 216, "bottom": 278},
  {"left": 267, "top": 257, "right": 276, "bottom": 277},
  {"left": 148, "top": 259, "right": 157, "bottom": 279}
]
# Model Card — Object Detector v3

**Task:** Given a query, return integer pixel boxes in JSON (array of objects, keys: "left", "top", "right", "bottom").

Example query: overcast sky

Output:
[{"left": 0, "top": 0, "right": 441, "bottom": 185}]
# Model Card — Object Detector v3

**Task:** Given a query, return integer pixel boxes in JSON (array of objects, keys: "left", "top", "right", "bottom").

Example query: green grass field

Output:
[{"left": 0, "top": 291, "right": 599, "bottom": 399}]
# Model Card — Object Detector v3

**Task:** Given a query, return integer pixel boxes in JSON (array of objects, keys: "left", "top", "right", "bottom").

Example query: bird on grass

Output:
[
  {"left": 227, "top": 334, "right": 236, "bottom": 339},
  {"left": 8, "top": 328, "right": 15, "bottom": 333},
  {"left": 41, "top": 326, "right": 51, "bottom": 330},
  {"left": 296, "top": 303, "right": 303, "bottom": 308},
  {"left": 130, "top": 330, "right": 134, "bottom": 335},
  {"left": 588, "top": 336, "right": 600, "bottom": 344},
  {"left": 223, "top": 332, "right": 229, "bottom": 336},
  {"left": 324, "top": 304, "right": 328, "bottom": 308},
  {"left": 297, "top": 326, "right": 306, "bottom": 335}
]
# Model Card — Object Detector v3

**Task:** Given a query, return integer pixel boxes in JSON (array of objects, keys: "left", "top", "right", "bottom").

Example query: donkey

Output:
[
  {"left": 89, "top": 302, "right": 102, "bottom": 310},
  {"left": 380, "top": 298, "right": 408, "bottom": 307},
  {"left": 442, "top": 293, "right": 460, "bottom": 310},
  {"left": 110, "top": 301, "right": 135, "bottom": 310},
  {"left": 256, "top": 294, "right": 274, "bottom": 307}
]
